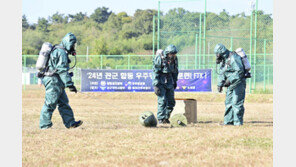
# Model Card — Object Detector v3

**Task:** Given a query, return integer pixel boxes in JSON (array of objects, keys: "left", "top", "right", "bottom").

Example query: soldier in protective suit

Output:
[
  {"left": 39, "top": 33, "right": 83, "bottom": 129},
  {"left": 215, "top": 43, "right": 246, "bottom": 126},
  {"left": 152, "top": 45, "right": 179, "bottom": 124}
]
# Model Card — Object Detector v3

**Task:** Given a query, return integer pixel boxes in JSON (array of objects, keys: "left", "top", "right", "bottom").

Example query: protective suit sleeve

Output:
[
  {"left": 217, "top": 62, "right": 226, "bottom": 87},
  {"left": 227, "top": 55, "right": 245, "bottom": 84},
  {"left": 53, "top": 49, "right": 74, "bottom": 87},
  {"left": 217, "top": 71, "right": 226, "bottom": 87},
  {"left": 152, "top": 55, "right": 162, "bottom": 87},
  {"left": 172, "top": 57, "right": 179, "bottom": 83}
]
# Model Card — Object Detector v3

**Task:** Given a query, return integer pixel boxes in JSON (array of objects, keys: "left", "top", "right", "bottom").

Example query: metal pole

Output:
[
  {"left": 195, "top": 33, "right": 198, "bottom": 69},
  {"left": 33, "top": 71, "right": 36, "bottom": 84},
  {"left": 128, "top": 55, "right": 131, "bottom": 70},
  {"left": 199, "top": 13, "right": 202, "bottom": 69},
  {"left": 267, "top": 66, "right": 269, "bottom": 86},
  {"left": 253, "top": 0, "right": 258, "bottom": 90},
  {"left": 249, "top": 10, "right": 253, "bottom": 93},
  {"left": 153, "top": 15, "right": 156, "bottom": 58},
  {"left": 186, "top": 55, "right": 188, "bottom": 69},
  {"left": 207, "top": 42, "right": 210, "bottom": 69},
  {"left": 203, "top": 44, "right": 206, "bottom": 69},
  {"left": 230, "top": 37, "right": 233, "bottom": 50},
  {"left": 74, "top": 66, "right": 77, "bottom": 86},
  {"left": 24, "top": 55, "right": 26, "bottom": 90},
  {"left": 157, "top": 1, "right": 160, "bottom": 50},
  {"left": 263, "top": 39, "right": 266, "bottom": 91},
  {"left": 100, "top": 55, "right": 103, "bottom": 69},
  {"left": 203, "top": 0, "right": 207, "bottom": 69},
  {"left": 86, "top": 46, "right": 89, "bottom": 62}
]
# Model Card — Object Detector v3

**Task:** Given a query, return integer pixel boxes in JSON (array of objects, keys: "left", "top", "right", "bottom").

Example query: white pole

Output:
[{"left": 86, "top": 46, "right": 89, "bottom": 62}]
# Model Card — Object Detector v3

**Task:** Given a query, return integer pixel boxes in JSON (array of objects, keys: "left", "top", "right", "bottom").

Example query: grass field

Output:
[{"left": 22, "top": 86, "right": 273, "bottom": 167}]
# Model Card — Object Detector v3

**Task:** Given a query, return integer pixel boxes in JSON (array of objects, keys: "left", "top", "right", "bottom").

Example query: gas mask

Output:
[
  {"left": 216, "top": 53, "right": 224, "bottom": 64},
  {"left": 69, "top": 43, "right": 77, "bottom": 56},
  {"left": 68, "top": 43, "right": 77, "bottom": 69},
  {"left": 167, "top": 53, "right": 176, "bottom": 64}
]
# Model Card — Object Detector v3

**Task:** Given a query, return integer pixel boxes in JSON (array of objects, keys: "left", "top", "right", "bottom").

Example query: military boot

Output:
[{"left": 69, "top": 120, "right": 83, "bottom": 128}]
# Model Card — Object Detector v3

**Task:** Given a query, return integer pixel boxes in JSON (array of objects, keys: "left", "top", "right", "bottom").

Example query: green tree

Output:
[
  {"left": 22, "top": 8, "right": 273, "bottom": 57},
  {"left": 50, "top": 12, "right": 68, "bottom": 24},
  {"left": 37, "top": 17, "right": 49, "bottom": 32},
  {"left": 92, "top": 38, "right": 109, "bottom": 55},
  {"left": 69, "top": 12, "right": 87, "bottom": 22},
  {"left": 132, "top": 9, "right": 157, "bottom": 34},
  {"left": 90, "top": 7, "right": 112, "bottom": 24},
  {"left": 117, "top": 12, "right": 132, "bottom": 24},
  {"left": 22, "top": 15, "right": 29, "bottom": 30}
]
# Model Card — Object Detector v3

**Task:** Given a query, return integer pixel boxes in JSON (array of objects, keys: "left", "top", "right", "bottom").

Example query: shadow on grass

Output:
[
  {"left": 245, "top": 121, "right": 273, "bottom": 124},
  {"left": 196, "top": 120, "right": 273, "bottom": 127},
  {"left": 197, "top": 121, "right": 219, "bottom": 124},
  {"left": 93, "top": 120, "right": 273, "bottom": 129},
  {"left": 244, "top": 121, "right": 273, "bottom": 127}
]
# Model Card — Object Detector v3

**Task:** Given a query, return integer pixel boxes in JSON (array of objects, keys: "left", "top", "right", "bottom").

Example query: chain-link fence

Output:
[
  {"left": 22, "top": 51, "right": 272, "bottom": 93},
  {"left": 22, "top": 0, "right": 272, "bottom": 93},
  {"left": 154, "top": 0, "right": 273, "bottom": 93}
]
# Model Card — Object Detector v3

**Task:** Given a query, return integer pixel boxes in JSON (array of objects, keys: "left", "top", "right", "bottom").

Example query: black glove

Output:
[
  {"left": 36, "top": 72, "right": 44, "bottom": 78},
  {"left": 217, "top": 86, "right": 223, "bottom": 93},
  {"left": 174, "top": 82, "right": 177, "bottom": 89},
  {"left": 69, "top": 85, "right": 77, "bottom": 93},
  {"left": 223, "top": 80, "right": 231, "bottom": 87},
  {"left": 154, "top": 86, "right": 161, "bottom": 96}
]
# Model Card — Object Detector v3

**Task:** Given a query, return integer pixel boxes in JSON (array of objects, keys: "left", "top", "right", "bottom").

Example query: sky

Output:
[{"left": 23, "top": 0, "right": 273, "bottom": 24}]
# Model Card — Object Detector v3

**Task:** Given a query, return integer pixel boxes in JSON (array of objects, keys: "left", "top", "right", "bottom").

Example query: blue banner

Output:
[{"left": 80, "top": 69, "right": 212, "bottom": 92}]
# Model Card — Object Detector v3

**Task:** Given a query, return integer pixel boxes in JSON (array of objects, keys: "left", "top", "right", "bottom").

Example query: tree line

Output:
[{"left": 22, "top": 6, "right": 273, "bottom": 56}]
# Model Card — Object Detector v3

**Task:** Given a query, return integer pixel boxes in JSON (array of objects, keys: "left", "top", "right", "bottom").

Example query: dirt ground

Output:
[{"left": 22, "top": 86, "right": 273, "bottom": 167}]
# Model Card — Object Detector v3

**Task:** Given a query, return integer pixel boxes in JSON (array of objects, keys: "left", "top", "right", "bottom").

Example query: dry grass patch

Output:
[{"left": 22, "top": 86, "right": 272, "bottom": 166}]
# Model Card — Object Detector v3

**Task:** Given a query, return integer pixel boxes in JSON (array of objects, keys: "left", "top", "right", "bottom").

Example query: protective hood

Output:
[
  {"left": 61, "top": 33, "right": 77, "bottom": 52},
  {"left": 214, "top": 43, "right": 227, "bottom": 54},
  {"left": 214, "top": 43, "right": 230, "bottom": 60},
  {"left": 164, "top": 44, "right": 178, "bottom": 56}
]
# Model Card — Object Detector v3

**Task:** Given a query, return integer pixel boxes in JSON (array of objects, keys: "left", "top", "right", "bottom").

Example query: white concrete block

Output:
[{"left": 172, "top": 98, "right": 197, "bottom": 124}]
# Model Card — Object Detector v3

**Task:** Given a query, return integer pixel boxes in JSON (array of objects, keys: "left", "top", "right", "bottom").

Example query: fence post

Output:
[
  {"left": 86, "top": 46, "right": 89, "bottom": 62},
  {"left": 24, "top": 55, "right": 27, "bottom": 90},
  {"left": 267, "top": 66, "right": 270, "bottom": 86},
  {"left": 253, "top": 0, "right": 258, "bottom": 91},
  {"left": 203, "top": 40, "right": 206, "bottom": 69},
  {"left": 157, "top": 1, "right": 160, "bottom": 50},
  {"left": 263, "top": 39, "right": 266, "bottom": 91},
  {"left": 230, "top": 37, "right": 233, "bottom": 51},
  {"left": 186, "top": 55, "right": 188, "bottom": 69},
  {"left": 128, "top": 55, "right": 131, "bottom": 70},
  {"left": 199, "top": 13, "right": 202, "bottom": 69},
  {"left": 203, "top": 0, "right": 207, "bottom": 69},
  {"left": 33, "top": 71, "right": 36, "bottom": 84},
  {"left": 153, "top": 15, "right": 155, "bottom": 59},
  {"left": 249, "top": 10, "right": 253, "bottom": 94},
  {"left": 195, "top": 33, "right": 198, "bottom": 69},
  {"left": 207, "top": 42, "right": 210, "bottom": 69},
  {"left": 74, "top": 66, "right": 77, "bottom": 87},
  {"left": 100, "top": 55, "right": 103, "bottom": 69}
]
